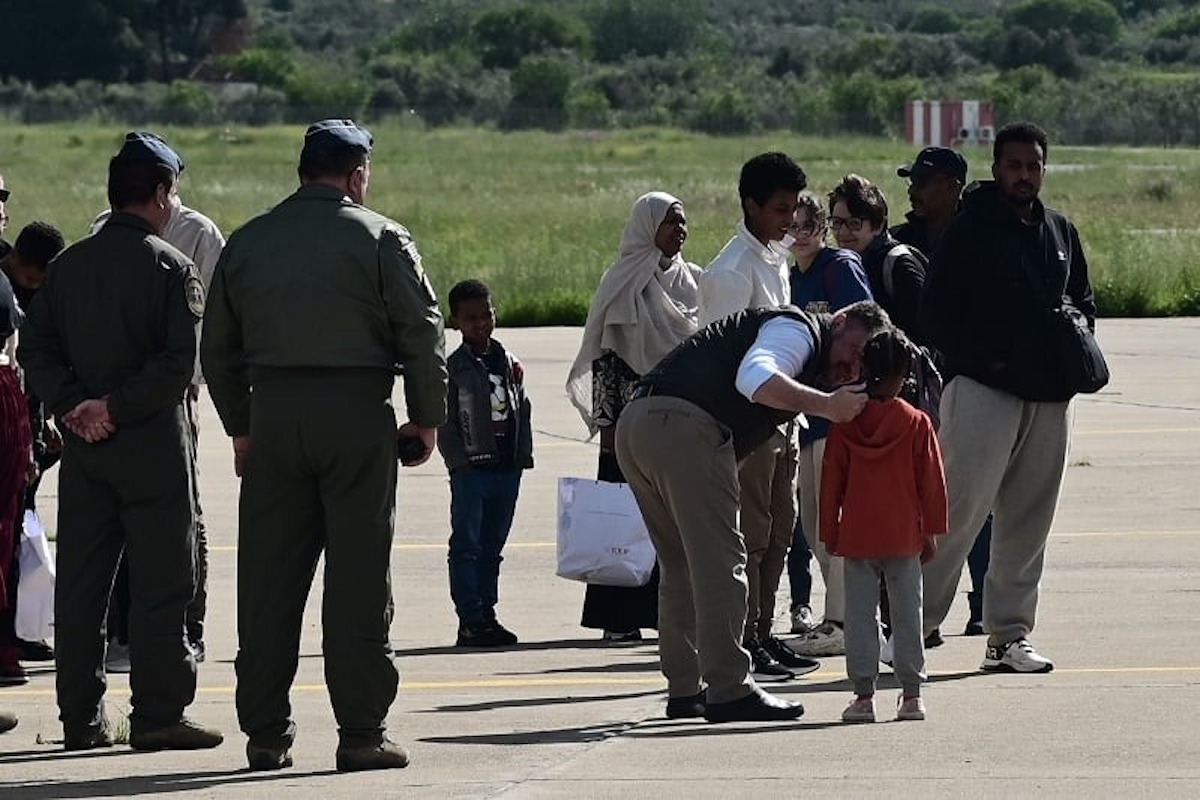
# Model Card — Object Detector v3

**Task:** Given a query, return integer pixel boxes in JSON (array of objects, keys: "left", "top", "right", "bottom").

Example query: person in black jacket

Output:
[
  {"left": 891, "top": 146, "right": 968, "bottom": 257},
  {"left": 919, "top": 121, "right": 1097, "bottom": 675},
  {"left": 892, "top": 147, "right": 992, "bottom": 641},
  {"left": 828, "top": 174, "right": 927, "bottom": 345}
]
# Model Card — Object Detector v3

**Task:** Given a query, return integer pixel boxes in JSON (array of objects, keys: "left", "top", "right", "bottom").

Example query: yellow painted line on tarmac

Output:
[
  {"left": 7, "top": 666, "right": 1200, "bottom": 699},
  {"left": 1075, "top": 427, "right": 1200, "bottom": 435},
  {"left": 1054, "top": 529, "right": 1200, "bottom": 538},
  {"left": 209, "top": 530, "right": 1200, "bottom": 553}
]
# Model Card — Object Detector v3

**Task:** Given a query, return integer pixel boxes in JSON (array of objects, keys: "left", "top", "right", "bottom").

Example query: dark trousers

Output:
[
  {"left": 0, "top": 368, "right": 31, "bottom": 664},
  {"left": 107, "top": 389, "right": 207, "bottom": 645},
  {"left": 54, "top": 406, "right": 197, "bottom": 733},
  {"left": 235, "top": 370, "right": 399, "bottom": 750},
  {"left": 787, "top": 516, "right": 814, "bottom": 609},
  {"left": 448, "top": 467, "right": 522, "bottom": 625},
  {"left": 966, "top": 516, "right": 994, "bottom": 618}
]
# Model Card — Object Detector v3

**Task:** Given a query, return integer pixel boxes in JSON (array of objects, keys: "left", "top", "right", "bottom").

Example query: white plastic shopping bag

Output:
[
  {"left": 556, "top": 477, "right": 655, "bottom": 588},
  {"left": 15, "top": 508, "right": 56, "bottom": 643}
]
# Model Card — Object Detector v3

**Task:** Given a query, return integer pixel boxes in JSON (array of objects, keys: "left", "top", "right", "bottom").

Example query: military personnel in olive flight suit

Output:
[
  {"left": 18, "top": 133, "right": 223, "bottom": 751},
  {"left": 202, "top": 119, "right": 447, "bottom": 773}
]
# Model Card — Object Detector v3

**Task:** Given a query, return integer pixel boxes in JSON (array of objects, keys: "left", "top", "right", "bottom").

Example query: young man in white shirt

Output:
[{"left": 698, "top": 153, "right": 816, "bottom": 682}]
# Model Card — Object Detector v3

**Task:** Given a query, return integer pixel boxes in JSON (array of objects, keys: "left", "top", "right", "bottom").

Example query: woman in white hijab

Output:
[{"left": 565, "top": 191, "right": 702, "bottom": 642}]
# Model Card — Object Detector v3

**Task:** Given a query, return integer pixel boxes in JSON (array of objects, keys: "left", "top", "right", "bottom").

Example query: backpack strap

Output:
[{"left": 881, "top": 243, "right": 912, "bottom": 301}]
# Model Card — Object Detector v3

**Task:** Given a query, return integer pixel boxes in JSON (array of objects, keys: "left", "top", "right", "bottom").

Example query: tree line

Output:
[{"left": 2, "top": 0, "right": 1200, "bottom": 145}]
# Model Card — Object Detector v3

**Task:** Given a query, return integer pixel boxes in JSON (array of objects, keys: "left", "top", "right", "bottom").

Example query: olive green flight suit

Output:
[
  {"left": 201, "top": 184, "right": 446, "bottom": 750},
  {"left": 18, "top": 212, "right": 202, "bottom": 737}
]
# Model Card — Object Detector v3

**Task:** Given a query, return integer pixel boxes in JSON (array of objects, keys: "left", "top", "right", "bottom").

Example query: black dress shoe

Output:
[
  {"left": 64, "top": 722, "right": 115, "bottom": 751},
  {"left": 703, "top": 685, "right": 805, "bottom": 723},
  {"left": 963, "top": 619, "right": 985, "bottom": 636},
  {"left": 924, "top": 628, "right": 944, "bottom": 649},
  {"left": 665, "top": 691, "right": 706, "bottom": 719},
  {"left": 247, "top": 741, "right": 294, "bottom": 771},
  {"left": 762, "top": 636, "right": 821, "bottom": 676},
  {"left": 17, "top": 639, "right": 54, "bottom": 662}
]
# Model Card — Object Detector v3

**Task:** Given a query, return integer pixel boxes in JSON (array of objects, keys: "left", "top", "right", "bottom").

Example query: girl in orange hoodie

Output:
[{"left": 820, "top": 330, "right": 947, "bottom": 722}]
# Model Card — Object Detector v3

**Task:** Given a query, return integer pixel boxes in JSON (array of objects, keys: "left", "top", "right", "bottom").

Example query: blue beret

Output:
[
  {"left": 301, "top": 119, "right": 373, "bottom": 156},
  {"left": 114, "top": 131, "right": 185, "bottom": 174}
]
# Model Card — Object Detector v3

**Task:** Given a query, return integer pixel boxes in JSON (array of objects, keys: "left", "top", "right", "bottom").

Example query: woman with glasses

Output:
[
  {"left": 781, "top": 191, "right": 874, "bottom": 659},
  {"left": 827, "top": 174, "right": 927, "bottom": 345}
]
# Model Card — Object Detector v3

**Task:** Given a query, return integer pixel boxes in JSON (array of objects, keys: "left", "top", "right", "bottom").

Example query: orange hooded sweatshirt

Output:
[{"left": 820, "top": 397, "right": 947, "bottom": 559}]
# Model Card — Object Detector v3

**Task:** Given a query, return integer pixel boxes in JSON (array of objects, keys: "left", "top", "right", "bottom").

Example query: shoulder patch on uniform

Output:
[{"left": 185, "top": 275, "right": 206, "bottom": 317}]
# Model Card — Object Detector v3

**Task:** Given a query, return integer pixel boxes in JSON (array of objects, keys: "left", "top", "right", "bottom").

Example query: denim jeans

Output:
[
  {"left": 787, "top": 516, "right": 813, "bottom": 609},
  {"left": 448, "top": 468, "right": 523, "bottom": 625}
]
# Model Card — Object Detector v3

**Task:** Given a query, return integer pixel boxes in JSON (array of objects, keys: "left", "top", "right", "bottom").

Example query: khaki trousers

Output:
[
  {"left": 737, "top": 427, "right": 798, "bottom": 641},
  {"left": 615, "top": 396, "right": 754, "bottom": 704}
]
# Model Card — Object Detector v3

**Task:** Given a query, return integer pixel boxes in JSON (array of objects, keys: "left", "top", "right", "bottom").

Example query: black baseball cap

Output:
[
  {"left": 897, "top": 147, "right": 967, "bottom": 183},
  {"left": 114, "top": 131, "right": 185, "bottom": 174}
]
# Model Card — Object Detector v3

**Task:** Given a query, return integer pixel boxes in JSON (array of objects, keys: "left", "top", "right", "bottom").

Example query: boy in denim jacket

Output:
[{"left": 438, "top": 280, "right": 533, "bottom": 647}]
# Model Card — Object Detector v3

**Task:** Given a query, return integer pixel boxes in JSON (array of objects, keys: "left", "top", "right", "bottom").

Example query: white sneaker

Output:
[
  {"left": 789, "top": 605, "right": 816, "bottom": 634},
  {"left": 980, "top": 638, "right": 1054, "bottom": 673},
  {"left": 105, "top": 640, "right": 131, "bottom": 674},
  {"left": 787, "top": 621, "right": 845, "bottom": 657}
]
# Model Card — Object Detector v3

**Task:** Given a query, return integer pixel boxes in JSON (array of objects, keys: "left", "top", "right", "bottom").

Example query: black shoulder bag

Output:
[{"left": 1022, "top": 225, "right": 1110, "bottom": 396}]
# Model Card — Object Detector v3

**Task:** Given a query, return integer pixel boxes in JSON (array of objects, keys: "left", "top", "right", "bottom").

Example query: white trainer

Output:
[
  {"left": 980, "top": 638, "right": 1055, "bottom": 673},
  {"left": 789, "top": 605, "right": 816, "bottom": 634},
  {"left": 788, "top": 621, "right": 845, "bottom": 657}
]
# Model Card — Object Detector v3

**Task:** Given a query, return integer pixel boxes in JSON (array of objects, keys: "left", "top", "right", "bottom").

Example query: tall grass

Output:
[{"left": 3, "top": 123, "right": 1198, "bottom": 322}]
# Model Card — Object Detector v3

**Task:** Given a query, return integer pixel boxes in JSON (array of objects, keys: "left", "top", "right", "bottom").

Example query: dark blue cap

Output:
[
  {"left": 301, "top": 119, "right": 373, "bottom": 157},
  {"left": 114, "top": 131, "right": 185, "bottom": 174},
  {"left": 897, "top": 147, "right": 967, "bottom": 182}
]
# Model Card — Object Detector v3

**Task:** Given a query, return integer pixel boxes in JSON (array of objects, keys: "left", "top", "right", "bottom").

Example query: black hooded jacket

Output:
[{"left": 919, "top": 181, "right": 1096, "bottom": 402}]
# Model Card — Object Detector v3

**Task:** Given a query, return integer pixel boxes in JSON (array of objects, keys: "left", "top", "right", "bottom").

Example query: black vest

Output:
[{"left": 638, "top": 306, "right": 833, "bottom": 458}]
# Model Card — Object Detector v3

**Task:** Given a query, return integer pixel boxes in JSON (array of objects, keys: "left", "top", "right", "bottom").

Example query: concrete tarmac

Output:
[{"left": 1, "top": 318, "right": 1198, "bottom": 798}]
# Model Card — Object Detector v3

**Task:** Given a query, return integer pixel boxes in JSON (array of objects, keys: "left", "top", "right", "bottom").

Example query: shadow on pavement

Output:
[
  {"left": 395, "top": 638, "right": 657, "bottom": 657},
  {"left": 768, "top": 668, "right": 984, "bottom": 696},
  {"left": 625, "top": 720, "right": 843, "bottom": 737},
  {"left": 419, "top": 688, "right": 663, "bottom": 714},
  {"left": 421, "top": 722, "right": 633, "bottom": 746},
  {"left": 498, "top": 660, "right": 660, "bottom": 676},
  {"left": 0, "top": 768, "right": 334, "bottom": 799}
]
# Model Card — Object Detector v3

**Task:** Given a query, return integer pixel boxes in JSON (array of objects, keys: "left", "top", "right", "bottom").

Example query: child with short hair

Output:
[
  {"left": 438, "top": 279, "right": 533, "bottom": 647},
  {"left": 819, "top": 329, "right": 947, "bottom": 722}
]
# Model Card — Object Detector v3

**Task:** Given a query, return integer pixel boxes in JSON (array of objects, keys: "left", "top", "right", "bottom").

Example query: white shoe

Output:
[
  {"left": 980, "top": 638, "right": 1054, "bottom": 673},
  {"left": 789, "top": 605, "right": 816, "bottom": 634},
  {"left": 787, "top": 621, "right": 845, "bottom": 657},
  {"left": 105, "top": 641, "right": 131, "bottom": 674}
]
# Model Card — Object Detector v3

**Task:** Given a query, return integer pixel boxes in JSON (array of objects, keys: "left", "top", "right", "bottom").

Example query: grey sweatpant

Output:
[
  {"left": 922, "top": 376, "right": 1072, "bottom": 645},
  {"left": 844, "top": 556, "right": 925, "bottom": 697}
]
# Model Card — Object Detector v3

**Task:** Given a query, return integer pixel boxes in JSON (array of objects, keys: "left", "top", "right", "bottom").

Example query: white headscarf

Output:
[{"left": 566, "top": 191, "right": 701, "bottom": 435}]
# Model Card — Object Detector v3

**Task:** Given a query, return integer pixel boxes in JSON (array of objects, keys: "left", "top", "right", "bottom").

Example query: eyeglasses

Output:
[
  {"left": 790, "top": 222, "right": 823, "bottom": 238},
  {"left": 829, "top": 216, "right": 865, "bottom": 232}
]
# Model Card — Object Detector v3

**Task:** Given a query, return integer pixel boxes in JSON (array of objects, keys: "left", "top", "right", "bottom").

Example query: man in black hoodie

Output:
[{"left": 919, "top": 121, "right": 1096, "bottom": 674}]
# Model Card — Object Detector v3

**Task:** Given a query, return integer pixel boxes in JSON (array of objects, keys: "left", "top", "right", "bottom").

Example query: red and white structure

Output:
[{"left": 906, "top": 100, "right": 995, "bottom": 148}]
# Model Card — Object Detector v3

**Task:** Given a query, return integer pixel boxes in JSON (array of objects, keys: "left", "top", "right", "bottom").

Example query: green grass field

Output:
[{"left": 4, "top": 123, "right": 1199, "bottom": 322}]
